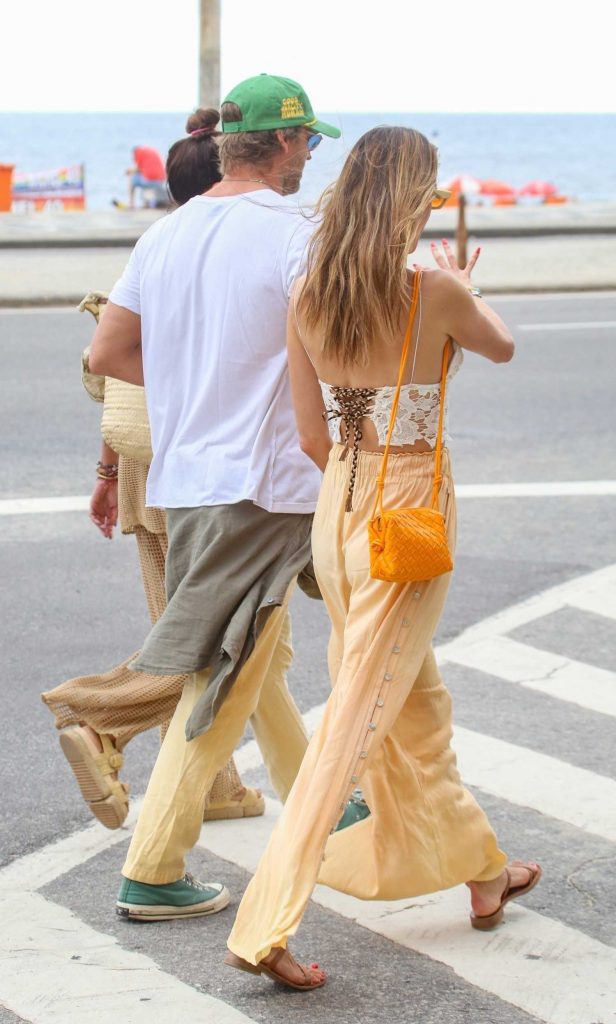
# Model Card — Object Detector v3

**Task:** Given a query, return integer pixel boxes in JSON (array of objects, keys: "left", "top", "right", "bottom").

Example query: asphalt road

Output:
[{"left": 0, "top": 294, "right": 615, "bottom": 1024}]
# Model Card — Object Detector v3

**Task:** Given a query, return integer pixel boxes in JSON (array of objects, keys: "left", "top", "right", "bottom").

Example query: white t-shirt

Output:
[{"left": 109, "top": 190, "right": 321, "bottom": 513}]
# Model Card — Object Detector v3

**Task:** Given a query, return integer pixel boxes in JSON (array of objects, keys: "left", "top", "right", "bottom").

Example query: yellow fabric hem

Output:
[{"left": 226, "top": 939, "right": 289, "bottom": 968}]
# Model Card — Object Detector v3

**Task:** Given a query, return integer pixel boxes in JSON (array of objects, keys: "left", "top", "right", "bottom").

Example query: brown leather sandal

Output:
[
  {"left": 224, "top": 948, "right": 326, "bottom": 991},
  {"left": 203, "top": 786, "right": 265, "bottom": 821},
  {"left": 471, "top": 861, "right": 542, "bottom": 930}
]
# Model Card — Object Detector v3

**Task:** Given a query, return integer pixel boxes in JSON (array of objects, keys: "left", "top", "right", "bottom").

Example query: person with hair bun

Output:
[
  {"left": 42, "top": 107, "right": 267, "bottom": 834},
  {"left": 166, "top": 108, "right": 222, "bottom": 206}
]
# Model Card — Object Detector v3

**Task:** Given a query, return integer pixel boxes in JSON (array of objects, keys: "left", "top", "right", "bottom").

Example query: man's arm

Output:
[
  {"left": 287, "top": 296, "right": 332, "bottom": 472},
  {"left": 89, "top": 301, "right": 144, "bottom": 385}
]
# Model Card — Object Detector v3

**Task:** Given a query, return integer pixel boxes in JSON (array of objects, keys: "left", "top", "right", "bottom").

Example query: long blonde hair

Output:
[{"left": 299, "top": 126, "right": 438, "bottom": 364}]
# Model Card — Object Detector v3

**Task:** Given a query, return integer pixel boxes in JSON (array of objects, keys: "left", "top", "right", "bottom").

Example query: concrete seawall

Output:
[
  {"left": 2, "top": 202, "right": 616, "bottom": 249},
  {"left": 0, "top": 204, "right": 614, "bottom": 304}
]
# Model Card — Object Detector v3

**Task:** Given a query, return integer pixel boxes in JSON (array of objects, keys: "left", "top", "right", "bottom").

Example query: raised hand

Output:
[{"left": 428, "top": 239, "right": 481, "bottom": 284}]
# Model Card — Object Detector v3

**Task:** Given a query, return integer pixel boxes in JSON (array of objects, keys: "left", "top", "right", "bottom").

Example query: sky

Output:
[{"left": 0, "top": 0, "right": 612, "bottom": 114}]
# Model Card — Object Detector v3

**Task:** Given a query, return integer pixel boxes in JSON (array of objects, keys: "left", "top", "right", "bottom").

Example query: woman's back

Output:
[
  {"left": 299, "top": 269, "right": 447, "bottom": 388},
  {"left": 295, "top": 269, "right": 461, "bottom": 454}
]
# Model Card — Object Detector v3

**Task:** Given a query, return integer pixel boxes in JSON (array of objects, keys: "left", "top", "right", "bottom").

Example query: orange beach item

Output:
[{"left": 0, "top": 164, "right": 14, "bottom": 212}]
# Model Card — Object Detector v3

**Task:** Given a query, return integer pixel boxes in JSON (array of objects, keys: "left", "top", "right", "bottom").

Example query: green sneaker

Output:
[
  {"left": 116, "top": 872, "right": 230, "bottom": 921},
  {"left": 335, "top": 793, "right": 371, "bottom": 832}
]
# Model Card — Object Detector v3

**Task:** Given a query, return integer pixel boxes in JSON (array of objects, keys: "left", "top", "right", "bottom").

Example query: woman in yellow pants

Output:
[{"left": 225, "top": 126, "right": 541, "bottom": 990}]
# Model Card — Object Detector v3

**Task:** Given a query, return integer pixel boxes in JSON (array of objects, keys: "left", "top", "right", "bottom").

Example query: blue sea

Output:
[{"left": 1, "top": 112, "right": 615, "bottom": 209}]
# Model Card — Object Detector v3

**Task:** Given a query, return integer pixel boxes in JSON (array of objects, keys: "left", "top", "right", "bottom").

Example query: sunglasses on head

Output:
[
  {"left": 306, "top": 132, "right": 323, "bottom": 152},
  {"left": 431, "top": 188, "right": 452, "bottom": 210}
]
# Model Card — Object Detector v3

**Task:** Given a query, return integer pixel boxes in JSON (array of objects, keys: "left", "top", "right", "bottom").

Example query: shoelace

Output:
[{"left": 183, "top": 872, "right": 207, "bottom": 890}]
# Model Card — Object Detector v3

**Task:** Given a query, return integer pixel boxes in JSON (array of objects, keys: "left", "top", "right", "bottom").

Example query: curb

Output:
[
  {"left": 2, "top": 226, "right": 616, "bottom": 250},
  {"left": 1, "top": 283, "right": 615, "bottom": 309},
  {"left": 0, "top": 296, "right": 87, "bottom": 308},
  {"left": 0, "top": 237, "right": 145, "bottom": 251}
]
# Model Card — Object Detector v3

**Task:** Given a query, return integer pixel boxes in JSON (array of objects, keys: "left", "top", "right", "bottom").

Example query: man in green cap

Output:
[
  {"left": 89, "top": 75, "right": 339, "bottom": 983},
  {"left": 219, "top": 73, "right": 340, "bottom": 194}
]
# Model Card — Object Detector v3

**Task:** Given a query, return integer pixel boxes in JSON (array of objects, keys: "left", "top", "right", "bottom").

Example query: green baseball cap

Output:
[{"left": 222, "top": 74, "right": 341, "bottom": 138}]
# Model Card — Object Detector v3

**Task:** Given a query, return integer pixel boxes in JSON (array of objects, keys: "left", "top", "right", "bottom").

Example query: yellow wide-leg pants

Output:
[
  {"left": 227, "top": 445, "right": 507, "bottom": 964},
  {"left": 123, "top": 604, "right": 308, "bottom": 884}
]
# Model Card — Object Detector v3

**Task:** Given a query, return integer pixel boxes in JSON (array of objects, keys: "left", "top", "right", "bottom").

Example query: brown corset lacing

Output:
[{"left": 324, "top": 386, "right": 377, "bottom": 512}]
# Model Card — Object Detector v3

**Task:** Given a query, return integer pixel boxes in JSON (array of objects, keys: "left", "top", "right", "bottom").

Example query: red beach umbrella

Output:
[
  {"left": 446, "top": 174, "right": 482, "bottom": 195},
  {"left": 518, "top": 180, "right": 559, "bottom": 197},
  {"left": 480, "top": 179, "right": 516, "bottom": 197}
]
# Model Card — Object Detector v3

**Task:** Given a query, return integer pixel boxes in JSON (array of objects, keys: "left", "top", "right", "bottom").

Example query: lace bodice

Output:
[{"left": 320, "top": 341, "right": 463, "bottom": 448}]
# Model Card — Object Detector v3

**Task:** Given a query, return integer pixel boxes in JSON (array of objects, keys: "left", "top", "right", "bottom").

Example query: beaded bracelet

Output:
[{"left": 96, "top": 460, "right": 119, "bottom": 481}]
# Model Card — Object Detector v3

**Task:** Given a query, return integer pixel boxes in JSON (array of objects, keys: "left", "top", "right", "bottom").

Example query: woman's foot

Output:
[
  {"left": 261, "top": 947, "right": 326, "bottom": 988},
  {"left": 58, "top": 726, "right": 129, "bottom": 829},
  {"left": 468, "top": 860, "right": 542, "bottom": 929},
  {"left": 225, "top": 947, "right": 326, "bottom": 991},
  {"left": 203, "top": 785, "right": 265, "bottom": 821}
]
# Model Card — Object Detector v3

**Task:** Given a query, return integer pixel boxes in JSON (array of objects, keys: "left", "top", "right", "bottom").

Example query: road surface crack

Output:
[{"left": 566, "top": 853, "right": 614, "bottom": 906}]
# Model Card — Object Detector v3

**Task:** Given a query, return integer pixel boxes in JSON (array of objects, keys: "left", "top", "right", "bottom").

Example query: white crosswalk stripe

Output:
[
  {"left": 453, "top": 726, "right": 616, "bottom": 841},
  {"left": 437, "top": 564, "right": 616, "bottom": 648},
  {"left": 440, "top": 634, "right": 616, "bottom": 718},
  {"left": 0, "top": 891, "right": 257, "bottom": 1024},
  {"left": 1, "top": 482, "right": 614, "bottom": 515},
  {"left": 1, "top": 563, "right": 615, "bottom": 1023},
  {"left": 567, "top": 578, "right": 616, "bottom": 621}
]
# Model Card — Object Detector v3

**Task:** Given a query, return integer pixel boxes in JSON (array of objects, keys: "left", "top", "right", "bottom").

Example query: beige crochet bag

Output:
[
  {"left": 80, "top": 291, "right": 153, "bottom": 464},
  {"left": 101, "top": 377, "right": 153, "bottom": 464}
]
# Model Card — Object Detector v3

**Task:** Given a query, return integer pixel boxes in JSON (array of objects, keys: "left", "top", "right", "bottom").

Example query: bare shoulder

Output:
[{"left": 419, "top": 268, "right": 467, "bottom": 302}]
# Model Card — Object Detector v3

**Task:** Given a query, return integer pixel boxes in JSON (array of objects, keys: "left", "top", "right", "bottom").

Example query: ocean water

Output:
[{"left": 1, "top": 111, "right": 615, "bottom": 209}]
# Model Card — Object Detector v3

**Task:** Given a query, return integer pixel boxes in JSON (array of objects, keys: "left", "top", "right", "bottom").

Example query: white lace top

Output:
[{"left": 319, "top": 341, "right": 463, "bottom": 448}]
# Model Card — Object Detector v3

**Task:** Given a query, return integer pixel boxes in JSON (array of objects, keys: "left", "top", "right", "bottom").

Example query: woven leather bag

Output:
[
  {"left": 78, "top": 292, "right": 153, "bottom": 464},
  {"left": 368, "top": 271, "right": 454, "bottom": 583}
]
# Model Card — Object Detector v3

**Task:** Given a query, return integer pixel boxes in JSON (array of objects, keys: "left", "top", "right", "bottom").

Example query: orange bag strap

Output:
[
  {"left": 371, "top": 270, "right": 451, "bottom": 519},
  {"left": 370, "top": 270, "right": 422, "bottom": 520},
  {"left": 430, "top": 337, "right": 452, "bottom": 510}
]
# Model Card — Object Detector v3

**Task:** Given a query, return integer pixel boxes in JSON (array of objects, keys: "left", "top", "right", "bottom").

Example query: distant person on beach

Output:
[
  {"left": 224, "top": 126, "right": 540, "bottom": 991},
  {"left": 88, "top": 75, "right": 342, "bottom": 955},
  {"left": 42, "top": 108, "right": 265, "bottom": 828},
  {"left": 126, "top": 145, "right": 167, "bottom": 208}
]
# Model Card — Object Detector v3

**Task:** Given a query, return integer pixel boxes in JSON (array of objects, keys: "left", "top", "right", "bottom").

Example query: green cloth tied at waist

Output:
[{"left": 130, "top": 501, "right": 319, "bottom": 741}]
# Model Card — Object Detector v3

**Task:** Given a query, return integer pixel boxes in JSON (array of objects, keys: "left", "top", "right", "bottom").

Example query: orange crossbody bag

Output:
[{"left": 368, "top": 271, "right": 454, "bottom": 583}]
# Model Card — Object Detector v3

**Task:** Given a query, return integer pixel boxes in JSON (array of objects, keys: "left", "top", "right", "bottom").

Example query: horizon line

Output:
[{"left": 1, "top": 109, "right": 615, "bottom": 117}]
